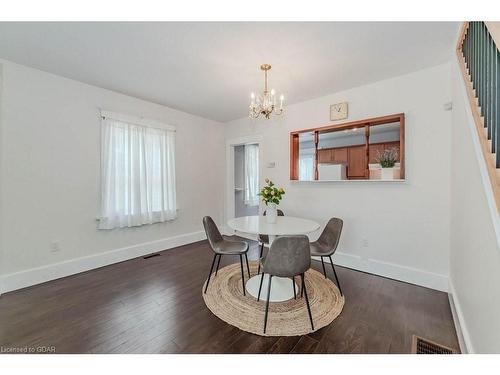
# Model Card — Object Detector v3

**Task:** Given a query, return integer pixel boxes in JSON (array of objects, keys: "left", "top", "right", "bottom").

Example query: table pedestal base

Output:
[{"left": 245, "top": 273, "right": 298, "bottom": 302}]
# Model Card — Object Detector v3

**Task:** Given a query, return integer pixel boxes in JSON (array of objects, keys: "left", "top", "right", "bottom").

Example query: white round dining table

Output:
[{"left": 227, "top": 215, "right": 320, "bottom": 302}]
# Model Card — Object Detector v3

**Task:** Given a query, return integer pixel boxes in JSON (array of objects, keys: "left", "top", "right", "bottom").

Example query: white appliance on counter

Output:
[{"left": 318, "top": 163, "right": 347, "bottom": 180}]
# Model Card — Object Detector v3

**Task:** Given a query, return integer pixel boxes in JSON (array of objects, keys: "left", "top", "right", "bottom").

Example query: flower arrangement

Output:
[
  {"left": 376, "top": 148, "right": 398, "bottom": 168},
  {"left": 259, "top": 178, "right": 285, "bottom": 206}
]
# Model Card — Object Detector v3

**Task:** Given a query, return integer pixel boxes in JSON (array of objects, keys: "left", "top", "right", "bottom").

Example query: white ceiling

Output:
[{"left": 0, "top": 22, "right": 459, "bottom": 122}]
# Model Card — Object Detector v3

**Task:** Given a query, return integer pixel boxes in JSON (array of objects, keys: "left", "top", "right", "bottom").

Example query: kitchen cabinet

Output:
[
  {"left": 318, "top": 141, "right": 400, "bottom": 179},
  {"left": 347, "top": 145, "right": 367, "bottom": 179},
  {"left": 317, "top": 147, "right": 348, "bottom": 164},
  {"left": 317, "top": 149, "right": 333, "bottom": 164}
]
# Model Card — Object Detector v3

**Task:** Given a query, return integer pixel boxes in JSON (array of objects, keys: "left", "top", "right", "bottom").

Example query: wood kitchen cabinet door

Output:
[
  {"left": 348, "top": 145, "right": 367, "bottom": 178},
  {"left": 317, "top": 149, "right": 333, "bottom": 163},
  {"left": 332, "top": 147, "right": 348, "bottom": 163}
]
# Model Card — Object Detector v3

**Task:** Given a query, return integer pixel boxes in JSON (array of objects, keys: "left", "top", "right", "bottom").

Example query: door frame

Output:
[{"left": 225, "top": 135, "right": 263, "bottom": 234}]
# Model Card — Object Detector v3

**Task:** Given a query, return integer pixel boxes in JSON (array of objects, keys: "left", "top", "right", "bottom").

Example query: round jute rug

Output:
[{"left": 202, "top": 261, "right": 345, "bottom": 336}]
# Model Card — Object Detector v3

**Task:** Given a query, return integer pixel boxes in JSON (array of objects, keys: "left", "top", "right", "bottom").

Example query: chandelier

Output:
[{"left": 249, "top": 64, "right": 285, "bottom": 119}]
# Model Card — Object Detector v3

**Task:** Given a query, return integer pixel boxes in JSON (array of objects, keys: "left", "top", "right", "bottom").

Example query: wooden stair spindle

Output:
[{"left": 456, "top": 21, "right": 500, "bottom": 212}]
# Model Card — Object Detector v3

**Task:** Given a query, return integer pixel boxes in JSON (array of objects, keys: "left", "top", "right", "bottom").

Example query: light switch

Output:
[{"left": 266, "top": 162, "right": 276, "bottom": 168}]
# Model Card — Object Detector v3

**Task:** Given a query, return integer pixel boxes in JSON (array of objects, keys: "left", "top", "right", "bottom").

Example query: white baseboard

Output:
[
  {"left": 448, "top": 279, "right": 474, "bottom": 353},
  {"left": 225, "top": 227, "right": 449, "bottom": 292},
  {"left": 220, "top": 225, "right": 234, "bottom": 236},
  {"left": 1, "top": 230, "right": 206, "bottom": 294},
  {"left": 315, "top": 251, "right": 449, "bottom": 292}
]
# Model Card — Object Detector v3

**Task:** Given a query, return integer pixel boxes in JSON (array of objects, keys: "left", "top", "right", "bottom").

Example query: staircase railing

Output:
[{"left": 457, "top": 22, "right": 500, "bottom": 211}]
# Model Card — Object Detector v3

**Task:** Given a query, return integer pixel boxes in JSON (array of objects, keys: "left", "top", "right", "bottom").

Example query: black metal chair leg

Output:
[
  {"left": 204, "top": 253, "right": 217, "bottom": 294},
  {"left": 257, "top": 242, "right": 264, "bottom": 274},
  {"left": 320, "top": 256, "right": 327, "bottom": 278},
  {"left": 329, "top": 256, "right": 343, "bottom": 296},
  {"left": 239, "top": 254, "right": 246, "bottom": 296},
  {"left": 244, "top": 253, "right": 251, "bottom": 277},
  {"left": 300, "top": 277, "right": 304, "bottom": 298},
  {"left": 292, "top": 277, "right": 297, "bottom": 299},
  {"left": 214, "top": 254, "right": 222, "bottom": 276},
  {"left": 301, "top": 273, "right": 314, "bottom": 331},
  {"left": 263, "top": 275, "right": 273, "bottom": 334},
  {"left": 257, "top": 272, "right": 265, "bottom": 301}
]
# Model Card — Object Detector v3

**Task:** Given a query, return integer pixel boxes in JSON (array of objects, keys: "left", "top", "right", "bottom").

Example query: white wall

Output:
[
  {"left": 0, "top": 61, "right": 455, "bottom": 295},
  {"left": 0, "top": 60, "right": 225, "bottom": 292},
  {"left": 225, "top": 64, "right": 452, "bottom": 291},
  {"left": 449, "top": 59, "right": 500, "bottom": 353},
  {"left": 0, "top": 63, "right": 5, "bottom": 292}
]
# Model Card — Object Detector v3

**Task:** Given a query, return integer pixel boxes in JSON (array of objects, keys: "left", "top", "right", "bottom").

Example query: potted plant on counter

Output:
[
  {"left": 259, "top": 178, "right": 285, "bottom": 224},
  {"left": 377, "top": 148, "right": 398, "bottom": 180}
]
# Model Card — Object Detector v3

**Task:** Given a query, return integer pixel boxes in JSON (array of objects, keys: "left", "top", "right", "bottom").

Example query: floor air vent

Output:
[
  {"left": 411, "top": 335, "right": 456, "bottom": 354},
  {"left": 143, "top": 253, "right": 161, "bottom": 260}
]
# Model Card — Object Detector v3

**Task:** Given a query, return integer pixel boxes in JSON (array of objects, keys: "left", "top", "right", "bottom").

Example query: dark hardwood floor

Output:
[{"left": 0, "top": 238, "right": 460, "bottom": 354}]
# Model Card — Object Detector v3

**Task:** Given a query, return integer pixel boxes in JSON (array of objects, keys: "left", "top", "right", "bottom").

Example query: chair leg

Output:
[
  {"left": 292, "top": 277, "right": 297, "bottom": 299},
  {"left": 263, "top": 275, "right": 273, "bottom": 334},
  {"left": 320, "top": 256, "right": 327, "bottom": 278},
  {"left": 239, "top": 254, "right": 246, "bottom": 296},
  {"left": 257, "top": 242, "right": 264, "bottom": 274},
  {"left": 329, "top": 256, "right": 343, "bottom": 296},
  {"left": 301, "top": 273, "right": 314, "bottom": 331},
  {"left": 214, "top": 254, "right": 222, "bottom": 276},
  {"left": 244, "top": 253, "right": 251, "bottom": 277},
  {"left": 257, "top": 272, "right": 265, "bottom": 301},
  {"left": 300, "top": 276, "right": 304, "bottom": 298},
  {"left": 204, "top": 253, "right": 217, "bottom": 294},
  {"left": 257, "top": 272, "right": 264, "bottom": 301}
]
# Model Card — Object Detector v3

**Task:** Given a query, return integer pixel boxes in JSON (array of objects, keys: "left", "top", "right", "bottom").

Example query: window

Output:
[
  {"left": 244, "top": 143, "right": 259, "bottom": 206},
  {"left": 99, "top": 111, "right": 177, "bottom": 229}
]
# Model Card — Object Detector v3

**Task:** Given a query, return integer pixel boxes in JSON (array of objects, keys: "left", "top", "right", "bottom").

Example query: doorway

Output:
[
  {"left": 233, "top": 144, "right": 259, "bottom": 218},
  {"left": 226, "top": 136, "right": 263, "bottom": 227}
]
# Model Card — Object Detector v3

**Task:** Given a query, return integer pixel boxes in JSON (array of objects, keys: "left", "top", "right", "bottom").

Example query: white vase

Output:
[
  {"left": 381, "top": 167, "right": 394, "bottom": 180},
  {"left": 266, "top": 203, "right": 278, "bottom": 224}
]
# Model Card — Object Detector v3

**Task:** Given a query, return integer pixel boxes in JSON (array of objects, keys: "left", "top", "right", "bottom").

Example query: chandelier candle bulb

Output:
[{"left": 249, "top": 64, "right": 285, "bottom": 119}]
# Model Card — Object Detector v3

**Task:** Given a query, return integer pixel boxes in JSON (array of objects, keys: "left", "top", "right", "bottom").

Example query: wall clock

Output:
[{"left": 330, "top": 102, "right": 348, "bottom": 121}]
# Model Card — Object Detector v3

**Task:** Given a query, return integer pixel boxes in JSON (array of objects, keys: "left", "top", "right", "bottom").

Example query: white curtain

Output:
[
  {"left": 99, "top": 113, "right": 177, "bottom": 229},
  {"left": 244, "top": 143, "right": 259, "bottom": 206},
  {"left": 299, "top": 154, "right": 314, "bottom": 181}
]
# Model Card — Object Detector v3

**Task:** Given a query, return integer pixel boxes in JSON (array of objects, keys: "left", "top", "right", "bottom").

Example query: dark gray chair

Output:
[
  {"left": 309, "top": 217, "right": 343, "bottom": 296},
  {"left": 202, "top": 216, "right": 250, "bottom": 295},
  {"left": 257, "top": 235, "right": 314, "bottom": 334},
  {"left": 257, "top": 209, "right": 284, "bottom": 275}
]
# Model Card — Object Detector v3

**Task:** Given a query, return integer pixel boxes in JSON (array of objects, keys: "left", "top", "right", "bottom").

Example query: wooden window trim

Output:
[{"left": 290, "top": 113, "right": 405, "bottom": 180}]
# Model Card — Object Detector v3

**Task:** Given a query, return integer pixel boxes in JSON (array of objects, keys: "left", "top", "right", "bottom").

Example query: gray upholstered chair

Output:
[
  {"left": 257, "top": 235, "right": 314, "bottom": 334},
  {"left": 202, "top": 216, "right": 250, "bottom": 295},
  {"left": 257, "top": 209, "right": 284, "bottom": 275},
  {"left": 310, "top": 217, "right": 343, "bottom": 296}
]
